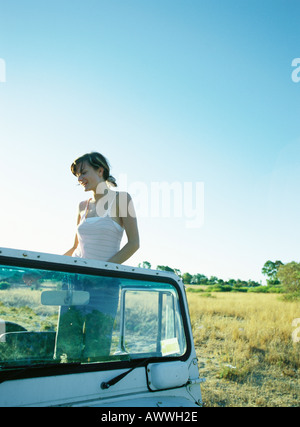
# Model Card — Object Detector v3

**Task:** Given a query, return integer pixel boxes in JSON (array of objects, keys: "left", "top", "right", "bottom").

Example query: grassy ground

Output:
[{"left": 186, "top": 291, "right": 300, "bottom": 407}]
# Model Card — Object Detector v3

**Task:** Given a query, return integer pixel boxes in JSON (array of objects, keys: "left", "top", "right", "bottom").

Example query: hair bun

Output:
[{"left": 107, "top": 175, "right": 117, "bottom": 187}]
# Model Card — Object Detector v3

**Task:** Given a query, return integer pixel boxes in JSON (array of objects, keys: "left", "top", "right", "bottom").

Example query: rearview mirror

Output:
[{"left": 41, "top": 291, "right": 90, "bottom": 306}]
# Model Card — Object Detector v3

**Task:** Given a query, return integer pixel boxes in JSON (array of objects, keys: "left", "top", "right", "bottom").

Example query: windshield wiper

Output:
[
  {"left": 0, "top": 362, "right": 81, "bottom": 385},
  {"left": 101, "top": 357, "right": 151, "bottom": 390}
]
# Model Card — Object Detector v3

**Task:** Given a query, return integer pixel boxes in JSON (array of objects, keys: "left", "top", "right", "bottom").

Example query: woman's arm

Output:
[
  {"left": 64, "top": 205, "right": 82, "bottom": 256},
  {"left": 64, "top": 241, "right": 78, "bottom": 256},
  {"left": 107, "top": 193, "right": 140, "bottom": 264}
]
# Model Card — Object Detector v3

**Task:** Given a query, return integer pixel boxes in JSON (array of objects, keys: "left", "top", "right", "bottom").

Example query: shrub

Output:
[
  {"left": 248, "top": 286, "right": 269, "bottom": 293},
  {"left": 280, "top": 292, "right": 300, "bottom": 302},
  {"left": 233, "top": 287, "right": 248, "bottom": 293},
  {"left": 207, "top": 284, "right": 233, "bottom": 292},
  {"left": 267, "top": 286, "right": 285, "bottom": 294},
  {"left": 186, "top": 287, "right": 204, "bottom": 293}
]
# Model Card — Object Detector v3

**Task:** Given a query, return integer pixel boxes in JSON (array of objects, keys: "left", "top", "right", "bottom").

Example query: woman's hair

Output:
[{"left": 71, "top": 152, "right": 117, "bottom": 187}]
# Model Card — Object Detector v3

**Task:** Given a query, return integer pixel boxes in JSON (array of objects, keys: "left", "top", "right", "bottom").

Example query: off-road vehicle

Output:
[{"left": 0, "top": 247, "right": 203, "bottom": 407}]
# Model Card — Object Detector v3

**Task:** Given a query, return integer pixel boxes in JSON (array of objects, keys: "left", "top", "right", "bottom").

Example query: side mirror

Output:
[{"left": 41, "top": 290, "right": 90, "bottom": 306}]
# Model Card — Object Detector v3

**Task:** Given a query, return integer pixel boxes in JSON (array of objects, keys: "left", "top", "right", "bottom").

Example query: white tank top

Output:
[{"left": 72, "top": 193, "right": 124, "bottom": 261}]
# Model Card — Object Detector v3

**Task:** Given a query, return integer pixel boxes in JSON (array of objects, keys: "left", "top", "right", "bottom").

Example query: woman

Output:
[
  {"left": 57, "top": 152, "right": 139, "bottom": 361},
  {"left": 64, "top": 152, "right": 139, "bottom": 263}
]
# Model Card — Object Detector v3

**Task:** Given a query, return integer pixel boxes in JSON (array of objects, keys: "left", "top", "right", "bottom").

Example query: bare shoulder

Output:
[
  {"left": 117, "top": 191, "right": 133, "bottom": 208},
  {"left": 117, "top": 191, "right": 132, "bottom": 202},
  {"left": 117, "top": 192, "right": 136, "bottom": 218},
  {"left": 78, "top": 199, "right": 89, "bottom": 213}
]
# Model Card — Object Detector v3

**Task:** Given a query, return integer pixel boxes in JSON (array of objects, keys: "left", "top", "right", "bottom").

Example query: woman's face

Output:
[{"left": 76, "top": 161, "right": 104, "bottom": 192}]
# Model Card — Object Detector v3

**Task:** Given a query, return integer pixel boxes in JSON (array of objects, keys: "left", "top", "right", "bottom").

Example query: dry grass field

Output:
[{"left": 186, "top": 291, "right": 300, "bottom": 407}]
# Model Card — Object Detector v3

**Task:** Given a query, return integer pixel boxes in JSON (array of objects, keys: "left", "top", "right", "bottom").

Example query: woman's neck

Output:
[{"left": 91, "top": 181, "right": 109, "bottom": 202}]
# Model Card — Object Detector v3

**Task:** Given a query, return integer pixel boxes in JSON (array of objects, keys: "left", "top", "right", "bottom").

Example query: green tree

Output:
[
  {"left": 233, "top": 280, "right": 244, "bottom": 289},
  {"left": 277, "top": 262, "right": 300, "bottom": 294},
  {"left": 262, "top": 260, "right": 283, "bottom": 285},
  {"left": 156, "top": 265, "right": 175, "bottom": 273},
  {"left": 182, "top": 272, "right": 193, "bottom": 284},
  {"left": 209, "top": 276, "right": 218, "bottom": 285},
  {"left": 138, "top": 261, "right": 152, "bottom": 269},
  {"left": 191, "top": 274, "right": 208, "bottom": 285},
  {"left": 247, "top": 280, "right": 261, "bottom": 288}
]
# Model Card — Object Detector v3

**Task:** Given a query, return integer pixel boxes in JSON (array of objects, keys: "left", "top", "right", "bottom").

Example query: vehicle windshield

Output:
[{"left": 0, "top": 264, "right": 187, "bottom": 371}]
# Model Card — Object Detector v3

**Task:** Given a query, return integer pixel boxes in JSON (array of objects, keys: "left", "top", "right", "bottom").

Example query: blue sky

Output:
[{"left": 0, "top": 0, "right": 299, "bottom": 283}]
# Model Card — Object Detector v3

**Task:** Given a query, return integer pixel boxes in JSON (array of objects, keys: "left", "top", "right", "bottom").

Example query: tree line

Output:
[{"left": 138, "top": 260, "right": 300, "bottom": 299}]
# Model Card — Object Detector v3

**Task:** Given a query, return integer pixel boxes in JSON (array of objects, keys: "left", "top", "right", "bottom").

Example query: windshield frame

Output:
[{"left": 0, "top": 252, "right": 192, "bottom": 383}]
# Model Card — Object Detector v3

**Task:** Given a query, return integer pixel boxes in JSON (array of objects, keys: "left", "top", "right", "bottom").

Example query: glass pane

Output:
[
  {"left": 116, "top": 288, "right": 186, "bottom": 357},
  {"left": 0, "top": 264, "right": 187, "bottom": 371}
]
